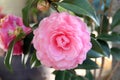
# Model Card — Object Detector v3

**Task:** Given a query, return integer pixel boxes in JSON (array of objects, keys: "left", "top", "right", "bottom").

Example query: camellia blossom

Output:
[
  {"left": 0, "top": 15, "right": 31, "bottom": 55},
  {"left": 33, "top": 12, "right": 92, "bottom": 70}
]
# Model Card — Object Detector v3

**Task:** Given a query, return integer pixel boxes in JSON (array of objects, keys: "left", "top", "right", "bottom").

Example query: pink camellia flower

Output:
[
  {"left": 33, "top": 12, "right": 92, "bottom": 70},
  {"left": 0, "top": 15, "right": 31, "bottom": 55}
]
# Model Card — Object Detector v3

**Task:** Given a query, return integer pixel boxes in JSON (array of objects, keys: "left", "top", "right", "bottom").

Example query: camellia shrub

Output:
[{"left": 0, "top": 0, "right": 120, "bottom": 80}]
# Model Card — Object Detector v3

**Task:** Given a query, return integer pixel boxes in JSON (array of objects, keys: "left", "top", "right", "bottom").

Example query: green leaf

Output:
[
  {"left": 101, "top": 15, "right": 109, "bottom": 34},
  {"left": 91, "top": 37, "right": 105, "bottom": 56},
  {"left": 97, "top": 32, "right": 120, "bottom": 42},
  {"left": 54, "top": 71, "right": 66, "bottom": 80},
  {"left": 4, "top": 32, "right": 25, "bottom": 71},
  {"left": 21, "top": 53, "right": 30, "bottom": 66},
  {"left": 97, "top": 39, "right": 110, "bottom": 57},
  {"left": 4, "top": 40, "right": 15, "bottom": 71},
  {"left": 111, "top": 8, "right": 120, "bottom": 30},
  {"left": 22, "top": 0, "right": 39, "bottom": 26},
  {"left": 30, "top": 52, "right": 41, "bottom": 68},
  {"left": 85, "top": 70, "right": 94, "bottom": 80},
  {"left": 111, "top": 47, "right": 120, "bottom": 61},
  {"left": 87, "top": 50, "right": 103, "bottom": 58},
  {"left": 71, "top": 76, "right": 88, "bottom": 80},
  {"left": 64, "top": 71, "right": 73, "bottom": 80},
  {"left": 76, "top": 59, "right": 99, "bottom": 70},
  {"left": 22, "top": 6, "right": 30, "bottom": 26},
  {"left": 55, "top": 0, "right": 100, "bottom": 26},
  {"left": 23, "top": 32, "right": 33, "bottom": 54},
  {"left": 54, "top": 70, "right": 76, "bottom": 80}
]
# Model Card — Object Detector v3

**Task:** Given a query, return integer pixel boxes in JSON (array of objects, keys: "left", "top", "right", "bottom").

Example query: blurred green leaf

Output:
[
  {"left": 101, "top": 15, "right": 109, "bottom": 34},
  {"left": 4, "top": 32, "right": 25, "bottom": 71},
  {"left": 22, "top": 0, "right": 39, "bottom": 26},
  {"left": 23, "top": 32, "right": 33, "bottom": 54},
  {"left": 54, "top": 70, "right": 89, "bottom": 80},
  {"left": 91, "top": 37, "right": 106, "bottom": 56},
  {"left": 22, "top": 6, "right": 30, "bottom": 26},
  {"left": 30, "top": 52, "right": 41, "bottom": 68},
  {"left": 54, "top": 70, "right": 85, "bottom": 80},
  {"left": 4, "top": 40, "right": 15, "bottom": 71},
  {"left": 85, "top": 70, "right": 94, "bottom": 80},
  {"left": 21, "top": 53, "right": 30, "bottom": 66},
  {"left": 22, "top": 32, "right": 33, "bottom": 65},
  {"left": 54, "top": 71, "right": 65, "bottom": 80},
  {"left": 76, "top": 59, "right": 99, "bottom": 70},
  {"left": 77, "top": 76, "right": 88, "bottom": 80},
  {"left": 71, "top": 76, "right": 88, "bottom": 80},
  {"left": 64, "top": 71, "right": 73, "bottom": 80},
  {"left": 87, "top": 50, "right": 103, "bottom": 58},
  {"left": 97, "top": 32, "right": 120, "bottom": 42},
  {"left": 97, "top": 39, "right": 110, "bottom": 57},
  {"left": 111, "top": 8, "right": 120, "bottom": 30},
  {"left": 55, "top": 0, "right": 100, "bottom": 26},
  {"left": 111, "top": 47, "right": 120, "bottom": 61}
]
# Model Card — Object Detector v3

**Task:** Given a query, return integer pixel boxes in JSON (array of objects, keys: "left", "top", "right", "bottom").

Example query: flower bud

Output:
[{"left": 37, "top": 0, "right": 50, "bottom": 12}]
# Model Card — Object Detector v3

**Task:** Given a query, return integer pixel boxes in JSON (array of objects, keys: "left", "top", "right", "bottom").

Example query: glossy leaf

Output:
[
  {"left": 30, "top": 52, "right": 41, "bottom": 68},
  {"left": 85, "top": 70, "right": 94, "bottom": 80},
  {"left": 55, "top": 0, "right": 100, "bottom": 26},
  {"left": 22, "top": 6, "right": 30, "bottom": 26},
  {"left": 111, "top": 47, "right": 120, "bottom": 61},
  {"left": 91, "top": 37, "right": 105, "bottom": 56},
  {"left": 22, "top": 32, "right": 32, "bottom": 65},
  {"left": 97, "top": 32, "right": 120, "bottom": 42},
  {"left": 64, "top": 71, "right": 73, "bottom": 80},
  {"left": 101, "top": 15, "right": 109, "bottom": 34},
  {"left": 4, "top": 40, "right": 15, "bottom": 71},
  {"left": 54, "top": 70, "right": 88, "bottom": 80},
  {"left": 76, "top": 59, "right": 99, "bottom": 70},
  {"left": 4, "top": 32, "right": 25, "bottom": 71},
  {"left": 111, "top": 9, "right": 120, "bottom": 30},
  {"left": 71, "top": 76, "right": 88, "bottom": 80},
  {"left": 23, "top": 32, "right": 33, "bottom": 54},
  {"left": 22, "top": 0, "right": 39, "bottom": 26},
  {"left": 54, "top": 71, "right": 66, "bottom": 80},
  {"left": 97, "top": 39, "right": 110, "bottom": 57},
  {"left": 21, "top": 53, "right": 30, "bottom": 65},
  {"left": 87, "top": 50, "right": 103, "bottom": 58}
]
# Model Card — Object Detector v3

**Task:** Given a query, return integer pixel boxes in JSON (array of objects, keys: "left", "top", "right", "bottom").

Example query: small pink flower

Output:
[
  {"left": 33, "top": 12, "right": 92, "bottom": 70},
  {"left": 0, "top": 15, "right": 31, "bottom": 55}
]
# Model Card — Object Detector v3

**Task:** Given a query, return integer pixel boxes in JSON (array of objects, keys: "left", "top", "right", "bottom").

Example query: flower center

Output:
[{"left": 56, "top": 35, "right": 70, "bottom": 50}]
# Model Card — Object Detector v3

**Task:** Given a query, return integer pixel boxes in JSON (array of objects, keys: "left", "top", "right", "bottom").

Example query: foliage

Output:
[{"left": 2, "top": 0, "right": 120, "bottom": 80}]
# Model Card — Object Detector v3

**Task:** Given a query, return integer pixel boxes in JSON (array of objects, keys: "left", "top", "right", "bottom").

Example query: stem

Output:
[
  {"left": 106, "top": 61, "right": 120, "bottom": 80},
  {"left": 97, "top": 57, "right": 105, "bottom": 80}
]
